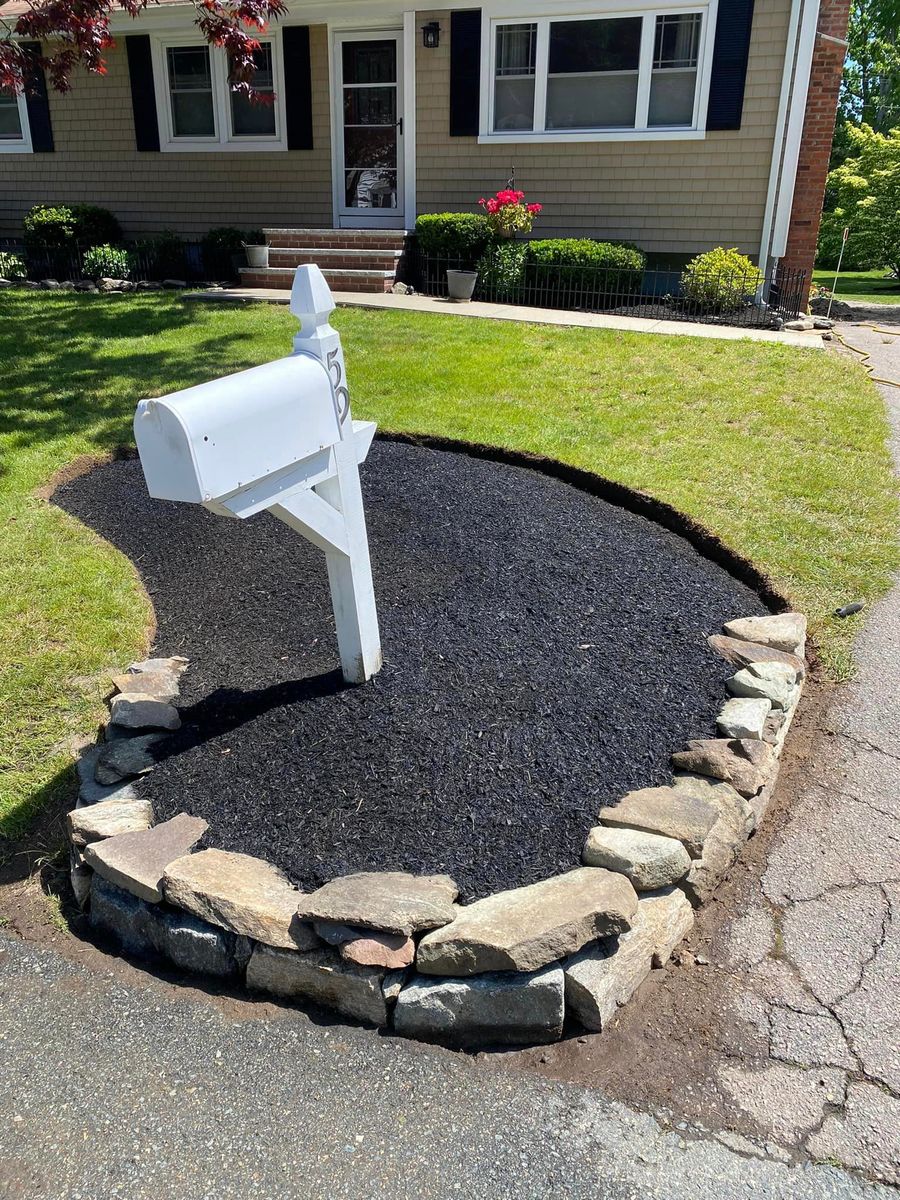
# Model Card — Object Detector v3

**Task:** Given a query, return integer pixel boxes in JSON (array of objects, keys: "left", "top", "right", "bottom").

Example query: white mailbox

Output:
[{"left": 133, "top": 264, "right": 382, "bottom": 685}]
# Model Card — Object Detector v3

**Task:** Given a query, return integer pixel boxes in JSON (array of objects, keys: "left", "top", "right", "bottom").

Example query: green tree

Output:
[{"left": 826, "top": 122, "right": 900, "bottom": 274}]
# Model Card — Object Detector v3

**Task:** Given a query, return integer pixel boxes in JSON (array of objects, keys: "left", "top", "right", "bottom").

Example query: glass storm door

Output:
[{"left": 336, "top": 33, "right": 404, "bottom": 227}]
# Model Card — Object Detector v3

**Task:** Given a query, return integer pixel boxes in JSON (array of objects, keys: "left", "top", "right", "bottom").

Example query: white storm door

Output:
[{"left": 334, "top": 32, "right": 405, "bottom": 228}]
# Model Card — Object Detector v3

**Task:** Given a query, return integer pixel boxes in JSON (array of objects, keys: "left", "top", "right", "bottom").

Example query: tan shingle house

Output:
[{"left": 0, "top": 0, "right": 847, "bottom": 291}]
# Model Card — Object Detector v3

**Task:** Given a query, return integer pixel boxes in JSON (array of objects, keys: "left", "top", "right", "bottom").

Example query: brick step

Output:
[
  {"left": 241, "top": 266, "right": 395, "bottom": 293},
  {"left": 268, "top": 247, "right": 403, "bottom": 272},
  {"left": 264, "top": 227, "right": 408, "bottom": 252}
]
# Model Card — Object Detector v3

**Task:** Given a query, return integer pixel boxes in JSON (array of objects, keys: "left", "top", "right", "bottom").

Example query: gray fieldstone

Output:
[
  {"left": 94, "top": 733, "right": 166, "bottom": 784},
  {"left": 582, "top": 825, "right": 691, "bottom": 889},
  {"left": 75, "top": 745, "right": 138, "bottom": 807},
  {"left": 109, "top": 693, "right": 181, "bottom": 731},
  {"left": 708, "top": 633, "right": 806, "bottom": 679},
  {"left": 127, "top": 655, "right": 189, "bottom": 677},
  {"left": 295, "top": 871, "right": 459, "bottom": 937},
  {"left": 564, "top": 889, "right": 694, "bottom": 1031},
  {"left": 246, "top": 944, "right": 389, "bottom": 1026},
  {"left": 717, "top": 696, "right": 772, "bottom": 740},
  {"left": 110, "top": 669, "right": 180, "bottom": 701},
  {"left": 599, "top": 786, "right": 719, "bottom": 858},
  {"left": 84, "top": 812, "right": 207, "bottom": 902},
  {"left": 382, "top": 968, "right": 408, "bottom": 1004},
  {"left": 163, "top": 848, "right": 318, "bottom": 951},
  {"left": 763, "top": 709, "right": 787, "bottom": 745},
  {"left": 89, "top": 876, "right": 245, "bottom": 977},
  {"left": 682, "top": 784, "right": 755, "bottom": 905},
  {"left": 415, "top": 867, "right": 637, "bottom": 977},
  {"left": 394, "top": 965, "right": 565, "bottom": 1046},
  {"left": 723, "top": 612, "right": 807, "bottom": 658},
  {"left": 40, "top": 279, "right": 60, "bottom": 290},
  {"left": 67, "top": 796, "right": 154, "bottom": 848},
  {"left": 671, "top": 738, "right": 776, "bottom": 798},
  {"left": 727, "top": 661, "right": 798, "bottom": 710}
]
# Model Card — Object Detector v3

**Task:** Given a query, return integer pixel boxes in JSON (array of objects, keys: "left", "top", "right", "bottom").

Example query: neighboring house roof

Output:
[{"left": 1, "top": 0, "right": 191, "bottom": 14}]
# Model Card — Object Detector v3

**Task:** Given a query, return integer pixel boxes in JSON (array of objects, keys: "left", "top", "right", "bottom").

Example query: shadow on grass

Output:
[{"left": 0, "top": 291, "right": 284, "bottom": 461}]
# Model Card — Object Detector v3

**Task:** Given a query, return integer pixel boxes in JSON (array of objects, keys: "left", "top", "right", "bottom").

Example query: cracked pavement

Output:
[{"left": 708, "top": 323, "right": 900, "bottom": 1185}]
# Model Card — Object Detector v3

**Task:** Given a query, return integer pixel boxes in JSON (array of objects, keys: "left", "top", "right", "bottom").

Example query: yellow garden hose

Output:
[{"left": 831, "top": 324, "right": 900, "bottom": 389}]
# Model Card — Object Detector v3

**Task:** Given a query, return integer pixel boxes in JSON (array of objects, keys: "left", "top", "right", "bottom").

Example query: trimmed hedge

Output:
[
  {"left": 415, "top": 213, "right": 492, "bottom": 263},
  {"left": 526, "top": 238, "right": 645, "bottom": 297}
]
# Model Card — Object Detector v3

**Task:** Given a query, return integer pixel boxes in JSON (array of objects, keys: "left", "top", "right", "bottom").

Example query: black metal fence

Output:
[
  {"left": 0, "top": 237, "right": 242, "bottom": 283},
  {"left": 401, "top": 243, "right": 808, "bottom": 329}
]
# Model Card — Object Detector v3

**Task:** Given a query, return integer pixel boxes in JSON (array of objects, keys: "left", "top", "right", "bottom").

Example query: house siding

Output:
[
  {"left": 415, "top": 0, "right": 791, "bottom": 258},
  {"left": 0, "top": 24, "right": 333, "bottom": 238}
]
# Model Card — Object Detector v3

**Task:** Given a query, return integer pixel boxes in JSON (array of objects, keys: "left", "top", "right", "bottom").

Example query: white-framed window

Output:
[
  {"left": 151, "top": 32, "right": 286, "bottom": 152},
  {"left": 0, "top": 86, "right": 32, "bottom": 154},
  {"left": 482, "top": 3, "right": 715, "bottom": 143}
]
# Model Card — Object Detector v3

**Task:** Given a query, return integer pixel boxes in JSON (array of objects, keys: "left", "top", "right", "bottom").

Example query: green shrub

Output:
[
  {"left": 816, "top": 211, "right": 881, "bottom": 271},
  {"left": 202, "top": 226, "right": 263, "bottom": 254},
  {"left": 0, "top": 251, "right": 27, "bottom": 280},
  {"left": 526, "top": 238, "right": 645, "bottom": 296},
  {"left": 23, "top": 203, "right": 122, "bottom": 252},
  {"left": 681, "top": 247, "right": 763, "bottom": 311},
  {"left": 415, "top": 213, "right": 492, "bottom": 263},
  {"left": 23, "top": 205, "right": 76, "bottom": 251},
  {"left": 71, "top": 205, "right": 122, "bottom": 247},
  {"left": 132, "top": 231, "right": 188, "bottom": 279},
  {"left": 82, "top": 244, "right": 131, "bottom": 280},
  {"left": 476, "top": 241, "right": 528, "bottom": 303}
]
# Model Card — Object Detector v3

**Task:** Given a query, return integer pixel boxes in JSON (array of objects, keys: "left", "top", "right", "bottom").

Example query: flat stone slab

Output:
[
  {"left": 127, "top": 655, "right": 189, "bottom": 677},
  {"left": 109, "top": 693, "right": 181, "bottom": 731},
  {"left": 582, "top": 825, "right": 691, "bottom": 890},
  {"left": 723, "top": 612, "right": 807, "bottom": 657},
  {"left": 708, "top": 634, "right": 806, "bottom": 679},
  {"left": 295, "top": 872, "right": 459, "bottom": 937},
  {"left": 415, "top": 868, "right": 637, "bottom": 976},
  {"left": 163, "top": 848, "right": 317, "bottom": 951},
  {"left": 564, "top": 888, "right": 694, "bottom": 1031},
  {"left": 717, "top": 696, "right": 771, "bottom": 740},
  {"left": 246, "top": 944, "right": 389, "bottom": 1026},
  {"left": 599, "top": 786, "right": 719, "bottom": 858},
  {"left": 394, "top": 965, "right": 565, "bottom": 1046},
  {"left": 84, "top": 813, "right": 207, "bottom": 902},
  {"left": 67, "top": 796, "right": 154, "bottom": 847},
  {"left": 110, "top": 670, "right": 179, "bottom": 701},
  {"left": 94, "top": 733, "right": 166, "bottom": 784},
  {"left": 671, "top": 738, "right": 776, "bottom": 798},
  {"left": 727, "top": 661, "right": 798, "bottom": 710}
]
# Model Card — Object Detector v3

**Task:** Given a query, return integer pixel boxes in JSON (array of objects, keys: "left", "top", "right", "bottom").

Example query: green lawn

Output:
[
  {"left": 812, "top": 268, "right": 900, "bottom": 305},
  {"left": 1, "top": 290, "right": 897, "bottom": 838}
]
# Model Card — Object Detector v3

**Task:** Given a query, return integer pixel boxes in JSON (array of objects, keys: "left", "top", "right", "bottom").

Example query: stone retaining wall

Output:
[{"left": 68, "top": 612, "right": 807, "bottom": 1047}]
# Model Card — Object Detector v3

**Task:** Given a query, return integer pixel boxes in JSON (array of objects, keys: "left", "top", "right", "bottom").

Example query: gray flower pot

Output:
[
  {"left": 446, "top": 269, "right": 478, "bottom": 302},
  {"left": 243, "top": 242, "right": 269, "bottom": 269}
]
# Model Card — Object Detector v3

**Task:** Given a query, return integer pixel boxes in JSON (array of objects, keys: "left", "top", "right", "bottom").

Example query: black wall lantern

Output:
[{"left": 422, "top": 21, "right": 440, "bottom": 48}]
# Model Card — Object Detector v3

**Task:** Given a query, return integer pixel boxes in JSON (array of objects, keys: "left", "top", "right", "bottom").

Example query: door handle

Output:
[{"left": 395, "top": 117, "right": 403, "bottom": 134}]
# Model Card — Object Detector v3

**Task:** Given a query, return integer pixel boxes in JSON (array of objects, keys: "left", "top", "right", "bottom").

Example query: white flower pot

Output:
[{"left": 447, "top": 269, "right": 478, "bottom": 302}]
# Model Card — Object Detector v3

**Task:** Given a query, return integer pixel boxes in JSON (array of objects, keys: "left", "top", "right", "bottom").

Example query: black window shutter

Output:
[
  {"left": 126, "top": 35, "right": 160, "bottom": 151},
  {"left": 706, "top": 0, "right": 756, "bottom": 131},
  {"left": 283, "top": 26, "right": 314, "bottom": 150},
  {"left": 450, "top": 10, "right": 482, "bottom": 137},
  {"left": 21, "top": 42, "right": 54, "bottom": 152}
]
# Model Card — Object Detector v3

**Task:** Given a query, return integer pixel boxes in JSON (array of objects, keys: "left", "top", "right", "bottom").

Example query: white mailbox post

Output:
[{"left": 133, "top": 264, "right": 383, "bottom": 685}]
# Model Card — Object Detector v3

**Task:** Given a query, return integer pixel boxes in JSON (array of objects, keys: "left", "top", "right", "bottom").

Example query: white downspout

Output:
[
  {"left": 768, "top": 0, "right": 823, "bottom": 261},
  {"left": 758, "top": 0, "right": 803, "bottom": 270}
]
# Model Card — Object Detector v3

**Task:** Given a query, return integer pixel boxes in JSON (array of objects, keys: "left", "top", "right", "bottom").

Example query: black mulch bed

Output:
[{"left": 56, "top": 441, "right": 767, "bottom": 901}]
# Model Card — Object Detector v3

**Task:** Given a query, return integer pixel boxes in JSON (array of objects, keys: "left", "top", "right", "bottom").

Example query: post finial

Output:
[{"left": 290, "top": 264, "right": 336, "bottom": 335}]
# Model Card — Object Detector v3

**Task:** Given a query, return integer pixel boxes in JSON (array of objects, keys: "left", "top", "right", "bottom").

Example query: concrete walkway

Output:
[{"left": 185, "top": 286, "right": 824, "bottom": 348}]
